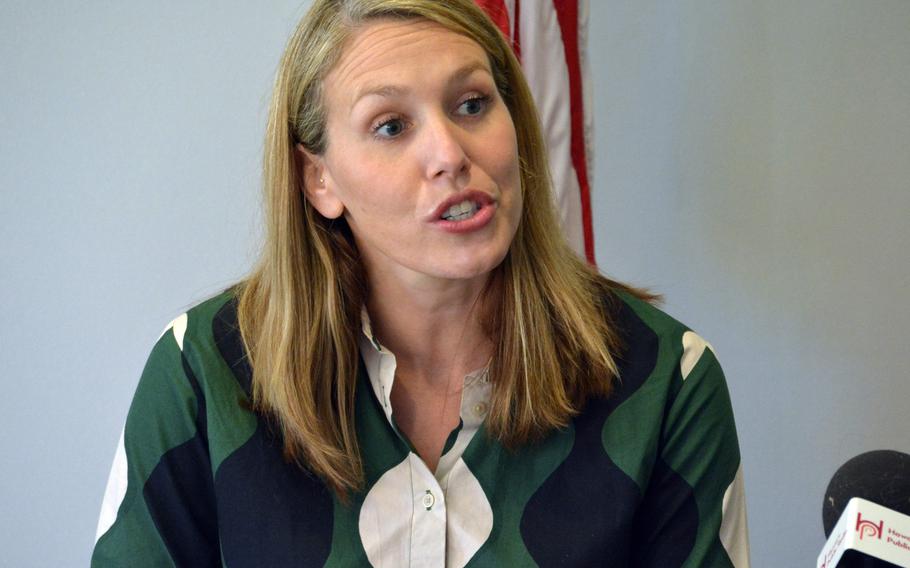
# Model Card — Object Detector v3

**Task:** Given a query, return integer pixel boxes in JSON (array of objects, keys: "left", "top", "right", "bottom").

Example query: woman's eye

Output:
[
  {"left": 456, "top": 95, "right": 490, "bottom": 117},
  {"left": 372, "top": 118, "right": 406, "bottom": 139}
]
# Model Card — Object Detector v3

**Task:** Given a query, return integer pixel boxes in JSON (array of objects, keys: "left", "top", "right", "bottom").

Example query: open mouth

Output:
[
  {"left": 429, "top": 190, "right": 496, "bottom": 233},
  {"left": 440, "top": 199, "right": 480, "bottom": 221}
]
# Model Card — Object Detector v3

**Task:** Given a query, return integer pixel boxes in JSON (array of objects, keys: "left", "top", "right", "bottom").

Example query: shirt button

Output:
[
  {"left": 422, "top": 490, "right": 436, "bottom": 510},
  {"left": 473, "top": 402, "right": 488, "bottom": 417}
]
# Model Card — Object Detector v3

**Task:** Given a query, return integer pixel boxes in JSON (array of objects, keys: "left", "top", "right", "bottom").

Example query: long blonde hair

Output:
[{"left": 237, "top": 0, "right": 653, "bottom": 498}]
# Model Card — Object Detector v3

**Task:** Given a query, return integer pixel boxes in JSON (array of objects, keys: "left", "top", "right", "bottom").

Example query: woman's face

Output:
[{"left": 302, "top": 18, "right": 522, "bottom": 288}]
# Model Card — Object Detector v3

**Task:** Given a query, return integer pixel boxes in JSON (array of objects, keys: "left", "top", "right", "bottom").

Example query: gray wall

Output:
[
  {"left": 591, "top": 1, "right": 910, "bottom": 564},
  {"left": 2, "top": 1, "right": 908, "bottom": 566}
]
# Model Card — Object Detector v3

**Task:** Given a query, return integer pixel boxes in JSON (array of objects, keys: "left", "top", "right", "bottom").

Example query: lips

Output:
[{"left": 427, "top": 190, "right": 497, "bottom": 234}]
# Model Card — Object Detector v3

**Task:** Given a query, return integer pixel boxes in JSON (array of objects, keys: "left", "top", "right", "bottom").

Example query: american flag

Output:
[{"left": 475, "top": 0, "right": 595, "bottom": 264}]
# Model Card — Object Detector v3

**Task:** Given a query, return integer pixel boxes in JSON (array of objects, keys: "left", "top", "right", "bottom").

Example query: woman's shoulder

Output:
[
  {"left": 608, "top": 287, "right": 687, "bottom": 339},
  {"left": 159, "top": 287, "right": 237, "bottom": 349},
  {"left": 598, "top": 284, "right": 728, "bottom": 439},
  {"left": 605, "top": 286, "right": 715, "bottom": 374},
  {"left": 145, "top": 286, "right": 253, "bottom": 397}
]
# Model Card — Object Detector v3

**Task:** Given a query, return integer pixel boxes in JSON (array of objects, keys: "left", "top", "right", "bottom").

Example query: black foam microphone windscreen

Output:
[{"left": 823, "top": 450, "right": 910, "bottom": 538}]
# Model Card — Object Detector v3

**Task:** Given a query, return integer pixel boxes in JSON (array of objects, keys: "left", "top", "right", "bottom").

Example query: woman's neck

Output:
[{"left": 365, "top": 271, "right": 493, "bottom": 388}]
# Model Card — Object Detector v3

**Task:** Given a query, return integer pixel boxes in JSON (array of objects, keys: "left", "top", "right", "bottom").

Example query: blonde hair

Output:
[{"left": 236, "top": 0, "right": 654, "bottom": 498}]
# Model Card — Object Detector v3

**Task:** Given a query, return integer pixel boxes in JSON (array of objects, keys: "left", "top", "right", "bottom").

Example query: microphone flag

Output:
[{"left": 818, "top": 498, "right": 910, "bottom": 567}]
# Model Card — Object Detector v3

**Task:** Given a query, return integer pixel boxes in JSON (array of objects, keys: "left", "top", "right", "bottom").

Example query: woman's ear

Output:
[{"left": 296, "top": 143, "right": 344, "bottom": 219}]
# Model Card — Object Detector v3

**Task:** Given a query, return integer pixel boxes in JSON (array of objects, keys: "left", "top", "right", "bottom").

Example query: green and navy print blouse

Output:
[{"left": 92, "top": 289, "right": 750, "bottom": 567}]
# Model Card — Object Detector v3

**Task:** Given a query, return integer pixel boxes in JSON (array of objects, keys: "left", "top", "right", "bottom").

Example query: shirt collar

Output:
[{"left": 360, "top": 305, "right": 384, "bottom": 353}]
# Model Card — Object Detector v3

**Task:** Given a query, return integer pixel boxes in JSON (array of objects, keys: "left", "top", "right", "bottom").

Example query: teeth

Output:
[{"left": 441, "top": 200, "right": 479, "bottom": 221}]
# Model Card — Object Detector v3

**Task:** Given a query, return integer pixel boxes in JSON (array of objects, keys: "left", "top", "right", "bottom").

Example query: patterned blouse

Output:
[{"left": 92, "top": 289, "right": 750, "bottom": 567}]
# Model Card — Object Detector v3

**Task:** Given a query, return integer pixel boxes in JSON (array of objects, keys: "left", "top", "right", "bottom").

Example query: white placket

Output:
[
  {"left": 358, "top": 309, "right": 493, "bottom": 568},
  {"left": 408, "top": 454, "right": 447, "bottom": 567}
]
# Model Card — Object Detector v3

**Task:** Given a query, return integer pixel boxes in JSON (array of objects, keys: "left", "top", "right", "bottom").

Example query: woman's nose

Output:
[{"left": 422, "top": 115, "right": 471, "bottom": 183}]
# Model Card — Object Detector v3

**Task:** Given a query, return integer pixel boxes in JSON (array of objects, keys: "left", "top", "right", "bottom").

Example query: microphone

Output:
[{"left": 817, "top": 450, "right": 910, "bottom": 567}]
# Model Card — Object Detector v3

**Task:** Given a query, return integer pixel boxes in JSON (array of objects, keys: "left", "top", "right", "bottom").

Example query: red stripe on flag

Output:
[
  {"left": 474, "top": 0, "right": 511, "bottom": 40},
  {"left": 552, "top": 0, "right": 596, "bottom": 264}
]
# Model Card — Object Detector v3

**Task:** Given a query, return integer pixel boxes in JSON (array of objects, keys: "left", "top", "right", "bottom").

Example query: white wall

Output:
[{"left": 1, "top": 1, "right": 908, "bottom": 565}]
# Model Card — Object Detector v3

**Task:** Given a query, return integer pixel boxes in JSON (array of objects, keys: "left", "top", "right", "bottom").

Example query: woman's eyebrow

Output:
[{"left": 350, "top": 60, "right": 492, "bottom": 110}]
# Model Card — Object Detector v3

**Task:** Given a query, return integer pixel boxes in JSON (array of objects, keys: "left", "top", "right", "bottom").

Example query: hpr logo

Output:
[{"left": 856, "top": 512, "right": 884, "bottom": 540}]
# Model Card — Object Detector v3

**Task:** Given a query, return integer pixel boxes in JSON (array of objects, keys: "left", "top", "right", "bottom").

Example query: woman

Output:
[{"left": 93, "top": 0, "right": 749, "bottom": 566}]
